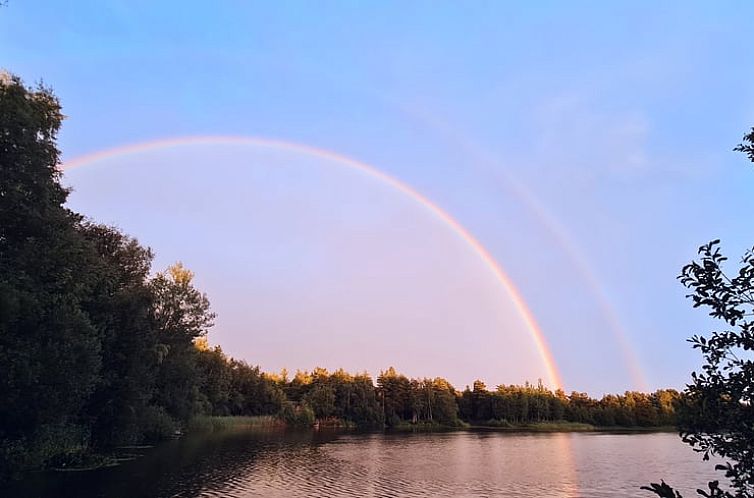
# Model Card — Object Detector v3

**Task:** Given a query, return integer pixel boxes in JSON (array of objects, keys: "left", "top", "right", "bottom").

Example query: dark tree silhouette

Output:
[{"left": 644, "top": 130, "right": 754, "bottom": 497}]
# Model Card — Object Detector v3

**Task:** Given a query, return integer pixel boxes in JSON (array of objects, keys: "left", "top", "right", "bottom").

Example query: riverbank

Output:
[
  {"left": 467, "top": 420, "right": 677, "bottom": 432},
  {"left": 185, "top": 416, "right": 675, "bottom": 434}
]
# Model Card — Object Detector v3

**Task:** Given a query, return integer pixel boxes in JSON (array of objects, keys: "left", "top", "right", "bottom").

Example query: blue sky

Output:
[{"left": 3, "top": 1, "right": 754, "bottom": 394}]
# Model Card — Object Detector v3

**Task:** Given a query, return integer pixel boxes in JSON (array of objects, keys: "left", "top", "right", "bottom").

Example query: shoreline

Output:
[{"left": 18, "top": 418, "right": 678, "bottom": 477}]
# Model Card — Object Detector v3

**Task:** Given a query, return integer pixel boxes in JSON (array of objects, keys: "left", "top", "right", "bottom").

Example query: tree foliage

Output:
[
  {"left": 644, "top": 131, "right": 754, "bottom": 497},
  {"left": 733, "top": 127, "right": 754, "bottom": 163},
  {"left": 459, "top": 380, "right": 678, "bottom": 428},
  {"left": 1, "top": 72, "right": 103, "bottom": 473}
]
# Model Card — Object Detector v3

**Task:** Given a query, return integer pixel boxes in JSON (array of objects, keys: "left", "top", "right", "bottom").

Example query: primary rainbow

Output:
[{"left": 63, "top": 135, "right": 564, "bottom": 390}]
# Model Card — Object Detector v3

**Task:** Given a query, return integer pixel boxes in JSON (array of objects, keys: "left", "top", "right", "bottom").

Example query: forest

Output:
[{"left": 0, "top": 74, "right": 683, "bottom": 479}]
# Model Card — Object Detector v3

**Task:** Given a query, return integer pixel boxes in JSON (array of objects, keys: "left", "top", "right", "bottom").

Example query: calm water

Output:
[{"left": 4, "top": 430, "right": 721, "bottom": 498}]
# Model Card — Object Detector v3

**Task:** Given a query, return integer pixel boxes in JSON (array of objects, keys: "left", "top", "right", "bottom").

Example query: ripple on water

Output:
[{"left": 2, "top": 431, "right": 723, "bottom": 498}]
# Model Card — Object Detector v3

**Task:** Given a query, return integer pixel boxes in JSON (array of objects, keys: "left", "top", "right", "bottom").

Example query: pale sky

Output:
[{"left": 3, "top": 1, "right": 754, "bottom": 394}]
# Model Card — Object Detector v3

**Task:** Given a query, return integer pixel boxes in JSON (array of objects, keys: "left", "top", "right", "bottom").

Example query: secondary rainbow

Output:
[
  {"left": 396, "top": 106, "right": 648, "bottom": 390},
  {"left": 63, "top": 135, "right": 564, "bottom": 390}
]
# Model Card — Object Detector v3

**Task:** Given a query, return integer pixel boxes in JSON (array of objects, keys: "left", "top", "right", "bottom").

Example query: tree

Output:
[
  {"left": 428, "top": 378, "right": 461, "bottom": 426},
  {"left": 0, "top": 71, "right": 297, "bottom": 475},
  {"left": 0, "top": 73, "right": 103, "bottom": 474},
  {"left": 733, "top": 128, "right": 754, "bottom": 162},
  {"left": 471, "top": 380, "right": 492, "bottom": 421},
  {"left": 151, "top": 263, "right": 214, "bottom": 343},
  {"left": 151, "top": 263, "right": 215, "bottom": 421},
  {"left": 305, "top": 383, "right": 336, "bottom": 419},
  {"left": 644, "top": 130, "right": 754, "bottom": 498},
  {"left": 79, "top": 223, "right": 158, "bottom": 447},
  {"left": 377, "top": 367, "right": 411, "bottom": 426},
  {"left": 195, "top": 343, "right": 233, "bottom": 415}
]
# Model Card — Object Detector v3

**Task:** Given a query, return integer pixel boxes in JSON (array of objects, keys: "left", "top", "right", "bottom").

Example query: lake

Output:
[{"left": 3, "top": 430, "right": 721, "bottom": 497}]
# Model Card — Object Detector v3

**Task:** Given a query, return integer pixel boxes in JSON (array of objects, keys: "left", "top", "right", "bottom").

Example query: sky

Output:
[{"left": 2, "top": 1, "right": 754, "bottom": 394}]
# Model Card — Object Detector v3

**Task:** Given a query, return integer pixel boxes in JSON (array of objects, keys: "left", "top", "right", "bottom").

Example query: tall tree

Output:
[
  {"left": 79, "top": 223, "right": 158, "bottom": 447},
  {"left": 0, "top": 73, "right": 102, "bottom": 473},
  {"left": 151, "top": 263, "right": 215, "bottom": 421}
]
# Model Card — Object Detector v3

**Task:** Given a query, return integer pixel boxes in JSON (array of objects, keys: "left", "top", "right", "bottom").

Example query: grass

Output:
[
  {"left": 470, "top": 420, "right": 677, "bottom": 432},
  {"left": 187, "top": 415, "right": 284, "bottom": 432},
  {"left": 593, "top": 425, "right": 677, "bottom": 433},
  {"left": 166, "top": 415, "right": 678, "bottom": 436},
  {"left": 521, "top": 421, "right": 596, "bottom": 431},
  {"left": 389, "top": 420, "right": 470, "bottom": 432},
  {"left": 470, "top": 420, "right": 597, "bottom": 432},
  {"left": 314, "top": 418, "right": 358, "bottom": 429}
]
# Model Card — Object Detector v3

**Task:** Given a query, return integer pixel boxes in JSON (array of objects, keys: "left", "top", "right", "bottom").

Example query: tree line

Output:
[
  {"left": 459, "top": 380, "right": 679, "bottom": 428},
  {"left": 0, "top": 74, "right": 682, "bottom": 479},
  {"left": 197, "top": 356, "right": 684, "bottom": 430}
]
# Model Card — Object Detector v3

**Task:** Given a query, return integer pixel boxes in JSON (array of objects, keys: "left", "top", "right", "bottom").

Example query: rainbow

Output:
[
  {"left": 63, "top": 135, "right": 564, "bottom": 390},
  {"left": 394, "top": 107, "right": 648, "bottom": 391}
]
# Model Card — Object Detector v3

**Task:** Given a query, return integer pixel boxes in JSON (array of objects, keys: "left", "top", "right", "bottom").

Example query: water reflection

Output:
[{"left": 3, "top": 431, "right": 719, "bottom": 498}]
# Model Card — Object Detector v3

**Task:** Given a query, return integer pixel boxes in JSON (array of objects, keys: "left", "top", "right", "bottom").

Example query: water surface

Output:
[{"left": 4, "top": 430, "right": 720, "bottom": 497}]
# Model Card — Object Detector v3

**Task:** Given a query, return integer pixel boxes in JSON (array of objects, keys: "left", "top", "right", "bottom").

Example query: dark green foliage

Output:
[
  {"left": 151, "top": 264, "right": 214, "bottom": 421},
  {"left": 459, "top": 380, "right": 679, "bottom": 428},
  {"left": 272, "top": 365, "right": 681, "bottom": 430},
  {"left": 643, "top": 481, "right": 684, "bottom": 498},
  {"left": 373, "top": 367, "right": 463, "bottom": 427},
  {"left": 426, "top": 378, "right": 462, "bottom": 427},
  {"left": 0, "top": 73, "right": 102, "bottom": 475},
  {"left": 287, "top": 368, "right": 679, "bottom": 430},
  {"left": 733, "top": 128, "right": 754, "bottom": 163},
  {"left": 224, "top": 359, "right": 285, "bottom": 416},
  {"left": 137, "top": 406, "right": 178, "bottom": 442},
  {"left": 279, "top": 402, "right": 315, "bottom": 427},
  {"left": 195, "top": 344, "right": 233, "bottom": 414},
  {"left": 305, "top": 383, "right": 336, "bottom": 419},
  {"left": 79, "top": 223, "right": 158, "bottom": 447},
  {"left": 377, "top": 367, "right": 412, "bottom": 426},
  {"left": 275, "top": 368, "right": 384, "bottom": 427}
]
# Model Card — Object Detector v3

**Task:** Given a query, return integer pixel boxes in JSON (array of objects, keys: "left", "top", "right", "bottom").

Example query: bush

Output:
[
  {"left": 279, "top": 402, "right": 315, "bottom": 428},
  {"left": 138, "top": 406, "right": 178, "bottom": 442},
  {"left": 187, "top": 415, "right": 281, "bottom": 432},
  {"left": 0, "top": 423, "right": 92, "bottom": 478}
]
